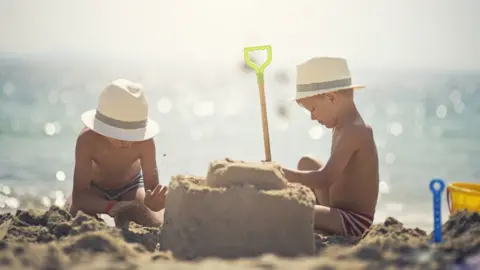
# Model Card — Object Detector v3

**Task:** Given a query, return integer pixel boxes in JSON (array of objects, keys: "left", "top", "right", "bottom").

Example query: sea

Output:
[{"left": 0, "top": 56, "right": 479, "bottom": 231}]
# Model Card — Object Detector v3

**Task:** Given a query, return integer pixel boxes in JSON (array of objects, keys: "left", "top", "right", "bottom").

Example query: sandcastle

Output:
[{"left": 159, "top": 158, "right": 317, "bottom": 260}]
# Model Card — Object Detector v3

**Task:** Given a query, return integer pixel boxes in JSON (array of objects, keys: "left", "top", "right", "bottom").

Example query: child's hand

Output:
[{"left": 144, "top": 184, "right": 168, "bottom": 212}]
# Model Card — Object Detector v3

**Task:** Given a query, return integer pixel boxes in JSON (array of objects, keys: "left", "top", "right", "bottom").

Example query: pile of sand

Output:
[{"left": 0, "top": 206, "right": 165, "bottom": 269}]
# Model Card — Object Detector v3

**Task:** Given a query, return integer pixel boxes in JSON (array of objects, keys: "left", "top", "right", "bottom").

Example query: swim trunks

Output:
[
  {"left": 91, "top": 171, "right": 145, "bottom": 201},
  {"left": 337, "top": 209, "right": 374, "bottom": 237}
]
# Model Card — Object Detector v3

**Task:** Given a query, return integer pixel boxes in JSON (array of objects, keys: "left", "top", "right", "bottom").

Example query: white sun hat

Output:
[
  {"left": 292, "top": 57, "right": 365, "bottom": 101},
  {"left": 81, "top": 78, "right": 159, "bottom": 141}
]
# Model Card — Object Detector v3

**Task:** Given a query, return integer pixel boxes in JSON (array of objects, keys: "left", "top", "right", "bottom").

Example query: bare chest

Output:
[{"left": 91, "top": 145, "right": 141, "bottom": 173}]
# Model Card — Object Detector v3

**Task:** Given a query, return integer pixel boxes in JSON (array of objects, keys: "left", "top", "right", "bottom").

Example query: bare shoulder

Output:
[
  {"left": 76, "top": 128, "right": 96, "bottom": 152},
  {"left": 342, "top": 122, "right": 374, "bottom": 145},
  {"left": 138, "top": 138, "right": 155, "bottom": 149},
  {"left": 138, "top": 138, "right": 156, "bottom": 156}
]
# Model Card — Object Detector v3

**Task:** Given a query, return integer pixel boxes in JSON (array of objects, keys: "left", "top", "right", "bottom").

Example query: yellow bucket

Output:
[{"left": 446, "top": 182, "right": 480, "bottom": 214}]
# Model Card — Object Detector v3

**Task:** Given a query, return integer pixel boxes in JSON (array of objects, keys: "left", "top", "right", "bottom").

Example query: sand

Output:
[
  {"left": 0, "top": 207, "right": 478, "bottom": 269},
  {"left": 0, "top": 160, "right": 478, "bottom": 269}
]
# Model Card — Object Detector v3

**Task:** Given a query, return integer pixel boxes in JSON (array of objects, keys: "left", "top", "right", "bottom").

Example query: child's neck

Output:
[{"left": 335, "top": 102, "right": 360, "bottom": 128}]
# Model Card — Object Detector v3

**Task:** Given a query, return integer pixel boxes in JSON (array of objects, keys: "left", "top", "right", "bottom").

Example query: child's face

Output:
[
  {"left": 106, "top": 137, "right": 133, "bottom": 148},
  {"left": 298, "top": 94, "right": 338, "bottom": 128}
]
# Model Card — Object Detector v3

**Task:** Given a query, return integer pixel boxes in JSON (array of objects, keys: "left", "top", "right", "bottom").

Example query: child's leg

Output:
[
  {"left": 314, "top": 205, "right": 374, "bottom": 237},
  {"left": 64, "top": 186, "right": 107, "bottom": 218},
  {"left": 297, "top": 155, "right": 330, "bottom": 205},
  {"left": 117, "top": 187, "right": 164, "bottom": 227},
  {"left": 313, "top": 204, "right": 344, "bottom": 235}
]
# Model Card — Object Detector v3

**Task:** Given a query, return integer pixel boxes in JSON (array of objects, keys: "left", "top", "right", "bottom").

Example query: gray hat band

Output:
[
  {"left": 297, "top": 78, "right": 352, "bottom": 92},
  {"left": 95, "top": 110, "right": 147, "bottom": 129}
]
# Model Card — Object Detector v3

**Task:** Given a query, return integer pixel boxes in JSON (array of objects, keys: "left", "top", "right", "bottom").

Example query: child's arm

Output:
[
  {"left": 283, "top": 126, "right": 368, "bottom": 189},
  {"left": 139, "top": 138, "right": 160, "bottom": 191},
  {"left": 72, "top": 135, "right": 112, "bottom": 214},
  {"left": 140, "top": 139, "right": 168, "bottom": 212}
]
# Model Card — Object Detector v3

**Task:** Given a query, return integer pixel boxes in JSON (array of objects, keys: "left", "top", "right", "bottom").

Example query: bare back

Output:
[{"left": 328, "top": 119, "right": 379, "bottom": 216}]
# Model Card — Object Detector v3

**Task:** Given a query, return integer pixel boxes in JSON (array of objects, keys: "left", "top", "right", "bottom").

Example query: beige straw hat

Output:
[
  {"left": 81, "top": 79, "right": 159, "bottom": 141},
  {"left": 292, "top": 57, "right": 364, "bottom": 100}
]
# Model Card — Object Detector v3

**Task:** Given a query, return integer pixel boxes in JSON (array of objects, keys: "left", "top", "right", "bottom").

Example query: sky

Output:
[{"left": 0, "top": 0, "right": 479, "bottom": 70}]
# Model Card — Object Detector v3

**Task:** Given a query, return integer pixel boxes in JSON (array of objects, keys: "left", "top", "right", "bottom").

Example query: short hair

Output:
[
  {"left": 313, "top": 88, "right": 353, "bottom": 100},
  {"left": 296, "top": 88, "right": 354, "bottom": 106},
  {"left": 335, "top": 88, "right": 354, "bottom": 98}
]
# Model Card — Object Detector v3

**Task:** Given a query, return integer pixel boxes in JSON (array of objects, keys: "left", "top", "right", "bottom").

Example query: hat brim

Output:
[
  {"left": 81, "top": 110, "right": 159, "bottom": 142},
  {"left": 289, "top": 84, "right": 365, "bottom": 101}
]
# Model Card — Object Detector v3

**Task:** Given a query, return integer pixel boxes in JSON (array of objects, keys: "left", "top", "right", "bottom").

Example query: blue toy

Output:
[{"left": 429, "top": 178, "right": 446, "bottom": 243}]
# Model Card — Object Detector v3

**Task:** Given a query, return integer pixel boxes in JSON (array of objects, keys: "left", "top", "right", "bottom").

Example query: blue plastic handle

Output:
[{"left": 429, "top": 178, "right": 445, "bottom": 243}]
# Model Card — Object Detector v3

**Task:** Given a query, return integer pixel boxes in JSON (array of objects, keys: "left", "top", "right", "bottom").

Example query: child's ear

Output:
[{"left": 326, "top": 93, "right": 336, "bottom": 103}]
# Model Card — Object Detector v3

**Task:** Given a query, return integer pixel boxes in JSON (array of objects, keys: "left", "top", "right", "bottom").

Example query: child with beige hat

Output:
[
  {"left": 65, "top": 79, "right": 167, "bottom": 227},
  {"left": 281, "top": 57, "right": 380, "bottom": 237}
]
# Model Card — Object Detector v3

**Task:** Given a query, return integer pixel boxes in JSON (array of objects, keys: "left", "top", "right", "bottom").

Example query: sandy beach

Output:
[
  {"left": 0, "top": 161, "right": 479, "bottom": 269},
  {"left": 0, "top": 206, "right": 478, "bottom": 269},
  {"left": 0, "top": 160, "right": 479, "bottom": 270}
]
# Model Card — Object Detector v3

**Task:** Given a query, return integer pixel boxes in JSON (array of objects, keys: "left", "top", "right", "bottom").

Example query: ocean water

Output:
[{"left": 0, "top": 58, "right": 479, "bottom": 231}]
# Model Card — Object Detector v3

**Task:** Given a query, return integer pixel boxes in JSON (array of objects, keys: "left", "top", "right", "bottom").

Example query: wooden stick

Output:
[{"left": 258, "top": 77, "right": 271, "bottom": 162}]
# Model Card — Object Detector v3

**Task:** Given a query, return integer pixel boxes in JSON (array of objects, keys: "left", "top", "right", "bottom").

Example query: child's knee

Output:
[{"left": 297, "top": 155, "right": 323, "bottom": 170}]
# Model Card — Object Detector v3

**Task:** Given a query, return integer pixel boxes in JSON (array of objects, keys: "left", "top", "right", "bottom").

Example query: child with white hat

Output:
[
  {"left": 65, "top": 78, "right": 166, "bottom": 227},
  {"left": 281, "top": 57, "right": 380, "bottom": 237}
]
